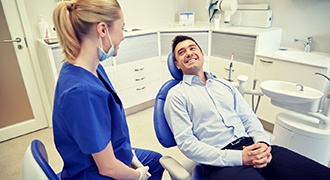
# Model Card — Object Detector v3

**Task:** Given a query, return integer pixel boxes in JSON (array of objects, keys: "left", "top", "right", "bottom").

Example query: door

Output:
[{"left": 0, "top": 0, "right": 48, "bottom": 142}]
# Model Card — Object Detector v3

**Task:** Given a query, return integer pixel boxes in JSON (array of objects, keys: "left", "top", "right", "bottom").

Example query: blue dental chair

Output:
[
  {"left": 153, "top": 53, "right": 203, "bottom": 180},
  {"left": 22, "top": 139, "right": 62, "bottom": 180}
]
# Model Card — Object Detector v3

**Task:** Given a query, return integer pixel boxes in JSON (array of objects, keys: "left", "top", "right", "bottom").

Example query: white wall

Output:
[
  {"left": 118, "top": 0, "right": 187, "bottom": 28},
  {"left": 24, "top": 0, "right": 187, "bottom": 42},
  {"left": 24, "top": 0, "right": 57, "bottom": 45},
  {"left": 188, "top": 0, "right": 330, "bottom": 53},
  {"left": 23, "top": 0, "right": 329, "bottom": 53}
]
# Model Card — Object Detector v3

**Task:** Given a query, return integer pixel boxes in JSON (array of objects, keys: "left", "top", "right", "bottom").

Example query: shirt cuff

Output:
[{"left": 222, "top": 149, "right": 242, "bottom": 166}]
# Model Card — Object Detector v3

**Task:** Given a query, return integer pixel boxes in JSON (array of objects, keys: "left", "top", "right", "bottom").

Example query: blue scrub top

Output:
[{"left": 53, "top": 62, "right": 133, "bottom": 179}]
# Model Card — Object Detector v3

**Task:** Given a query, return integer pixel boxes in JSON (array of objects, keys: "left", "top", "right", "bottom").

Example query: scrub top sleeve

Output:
[{"left": 61, "top": 86, "right": 111, "bottom": 154}]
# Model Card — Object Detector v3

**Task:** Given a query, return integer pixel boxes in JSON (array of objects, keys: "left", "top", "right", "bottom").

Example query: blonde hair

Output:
[{"left": 53, "top": 0, "right": 121, "bottom": 63}]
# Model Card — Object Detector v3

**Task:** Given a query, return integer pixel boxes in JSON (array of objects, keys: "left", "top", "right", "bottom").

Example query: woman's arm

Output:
[{"left": 92, "top": 142, "right": 140, "bottom": 179}]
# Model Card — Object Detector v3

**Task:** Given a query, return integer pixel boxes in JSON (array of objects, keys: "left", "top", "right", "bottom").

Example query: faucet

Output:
[
  {"left": 293, "top": 37, "right": 313, "bottom": 53},
  {"left": 296, "top": 84, "right": 304, "bottom": 91}
]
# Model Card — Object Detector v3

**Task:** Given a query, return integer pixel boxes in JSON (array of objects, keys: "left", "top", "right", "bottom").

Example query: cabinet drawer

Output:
[
  {"left": 118, "top": 71, "right": 160, "bottom": 90},
  {"left": 116, "top": 58, "right": 160, "bottom": 80},
  {"left": 119, "top": 80, "right": 160, "bottom": 108}
]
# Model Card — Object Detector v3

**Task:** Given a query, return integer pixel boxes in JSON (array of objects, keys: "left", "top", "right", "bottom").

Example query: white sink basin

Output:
[
  {"left": 275, "top": 50, "right": 329, "bottom": 61},
  {"left": 260, "top": 80, "right": 323, "bottom": 104}
]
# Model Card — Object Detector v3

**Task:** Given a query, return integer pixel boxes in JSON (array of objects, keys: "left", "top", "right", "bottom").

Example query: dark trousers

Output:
[{"left": 202, "top": 137, "right": 330, "bottom": 180}]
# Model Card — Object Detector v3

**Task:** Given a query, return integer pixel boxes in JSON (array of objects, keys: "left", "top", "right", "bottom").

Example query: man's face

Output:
[{"left": 174, "top": 40, "right": 204, "bottom": 75}]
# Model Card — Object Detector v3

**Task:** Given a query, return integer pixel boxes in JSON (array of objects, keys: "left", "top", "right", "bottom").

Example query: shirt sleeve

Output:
[
  {"left": 164, "top": 88, "right": 243, "bottom": 166},
  {"left": 60, "top": 85, "right": 111, "bottom": 154},
  {"left": 233, "top": 86, "right": 270, "bottom": 145}
]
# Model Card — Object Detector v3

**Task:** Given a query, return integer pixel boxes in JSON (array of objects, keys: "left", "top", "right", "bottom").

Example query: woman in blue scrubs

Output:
[{"left": 52, "top": 0, "right": 164, "bottom": 179}]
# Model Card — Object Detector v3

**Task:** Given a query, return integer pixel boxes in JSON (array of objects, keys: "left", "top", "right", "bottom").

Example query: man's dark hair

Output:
[{"left": 171, "top": 35, "right": 203, "bottom": 55}]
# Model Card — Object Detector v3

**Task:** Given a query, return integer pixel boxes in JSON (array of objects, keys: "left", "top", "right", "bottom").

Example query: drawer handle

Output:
[
  {"left": 136, "top": 86, "right": 146, "bottom": 91},
  {"left": 259, "top": 59, "right": 273, "bottom": 64},
  {"left": 134, "top": 67, "right": 145, "bottom": 71},
  {"left": 224, "top": 68, "right": 234, "bottom": 72},
  {"left": 135, "top": 77, "right": 145, "bottom": 81}
]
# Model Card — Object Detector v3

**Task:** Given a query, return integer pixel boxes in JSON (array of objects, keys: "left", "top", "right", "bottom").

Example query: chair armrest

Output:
[{"left": 160, "top": 156, "right": 190, "bottom": 180}]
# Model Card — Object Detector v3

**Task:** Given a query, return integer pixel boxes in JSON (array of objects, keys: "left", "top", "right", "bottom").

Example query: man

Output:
[{"left": 164, "top": 35, "right": 330, "bottom": 180}]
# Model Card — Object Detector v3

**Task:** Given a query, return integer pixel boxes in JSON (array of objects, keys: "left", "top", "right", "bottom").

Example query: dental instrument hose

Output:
[
  {"left": 208, "top": 0, "right": 219, "bottom": 22},
  {"left": 252, "top": 79, "right": 261, "bottom": 113}
]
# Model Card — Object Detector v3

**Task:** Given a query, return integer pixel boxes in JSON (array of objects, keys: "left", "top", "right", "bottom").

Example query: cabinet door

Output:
[
  {"left": 255, "top": 57, "right": 327, "bottom": 124},
  {"left": 211, "top": 32, "right": 256, "bottom": 65},
  {"left": 209, "top": 57, "right": 254, "bottom": 84}
]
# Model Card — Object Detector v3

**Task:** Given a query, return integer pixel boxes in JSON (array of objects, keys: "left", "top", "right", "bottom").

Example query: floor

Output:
[
  {"left": 1, "top": 107, "right": 329, "bottom": 179},
  {"left": 0, "top": 107, "right": 188, "bottom": 180}
]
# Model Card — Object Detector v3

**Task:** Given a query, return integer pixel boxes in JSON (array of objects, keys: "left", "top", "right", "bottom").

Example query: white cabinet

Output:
[
  {"left": 255, "top": 56, "right": 329, "bottom": 124},
  {"left": 115, "top": 33, "right": 160, "bottom": 109},
  {"left": 36, "top": 40, "right": 64, "bottom": 115},
  {"left": 116, "top": 58, "right": 160, "bottom": 108}
]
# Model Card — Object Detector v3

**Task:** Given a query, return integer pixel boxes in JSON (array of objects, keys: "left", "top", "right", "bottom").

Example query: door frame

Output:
[{"left": 0, "top": 0, "right": 51, "bottom": 141}]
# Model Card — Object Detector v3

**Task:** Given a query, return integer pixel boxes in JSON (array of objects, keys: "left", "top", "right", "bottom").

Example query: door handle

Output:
[{"left": 3, "top": 37, "right": 21, "bottom": 43}]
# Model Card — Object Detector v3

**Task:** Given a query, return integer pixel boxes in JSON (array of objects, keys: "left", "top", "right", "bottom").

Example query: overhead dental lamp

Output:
[{"left": 208, "top": 0, "right": 238, "bottom": 24}]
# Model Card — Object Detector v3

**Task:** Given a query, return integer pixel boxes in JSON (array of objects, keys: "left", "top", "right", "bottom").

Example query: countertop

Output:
[
  {"left": 42, "top": 22, "right": 330, "bottom": 69},
  {"left": 257, "top": 48, "right": 330, "bottom": 68},
  {"left": 123, "top": 22, "right": 282, "bottom": 37}
]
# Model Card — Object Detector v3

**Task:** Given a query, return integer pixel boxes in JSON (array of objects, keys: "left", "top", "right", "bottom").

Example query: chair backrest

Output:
[
  {"left": 23, "top": 139, "right": 59, "bottom": 180},
  {"left": 153, "top": 53, "right": 183, "bottom": 148}
]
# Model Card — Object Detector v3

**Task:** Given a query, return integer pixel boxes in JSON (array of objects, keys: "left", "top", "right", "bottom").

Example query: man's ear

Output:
[{"left": 175, "top": 61, "right": 181, "bottom": 70}]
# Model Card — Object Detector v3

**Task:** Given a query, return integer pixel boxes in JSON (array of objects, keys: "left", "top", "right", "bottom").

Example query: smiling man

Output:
[{"left": 164, "top": 35, "right": 330, "bottom": 180}]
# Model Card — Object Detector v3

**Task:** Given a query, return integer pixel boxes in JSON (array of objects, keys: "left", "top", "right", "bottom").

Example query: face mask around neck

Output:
[{"left": 98, "top": 25, "right": 115, "bottom": 61}]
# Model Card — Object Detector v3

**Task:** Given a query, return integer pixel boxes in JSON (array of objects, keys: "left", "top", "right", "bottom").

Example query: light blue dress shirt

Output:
[{"left": 164, "top": 72, "right": 270, "bottom": 167}]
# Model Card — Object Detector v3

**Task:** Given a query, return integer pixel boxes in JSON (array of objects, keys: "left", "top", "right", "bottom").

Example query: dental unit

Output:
[{"left": 260, "top": 72, "right": 330, "bottom": 166}]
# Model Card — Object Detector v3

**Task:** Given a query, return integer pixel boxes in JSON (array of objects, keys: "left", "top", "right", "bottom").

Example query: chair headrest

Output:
[{"left": 167, "top": 53, "right": 183, "bottom": 81}]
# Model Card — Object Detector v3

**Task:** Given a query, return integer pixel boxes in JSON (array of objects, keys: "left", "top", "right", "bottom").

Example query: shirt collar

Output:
[{"left": 182, "top": 72, "right": 216, "bottom": 85}]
